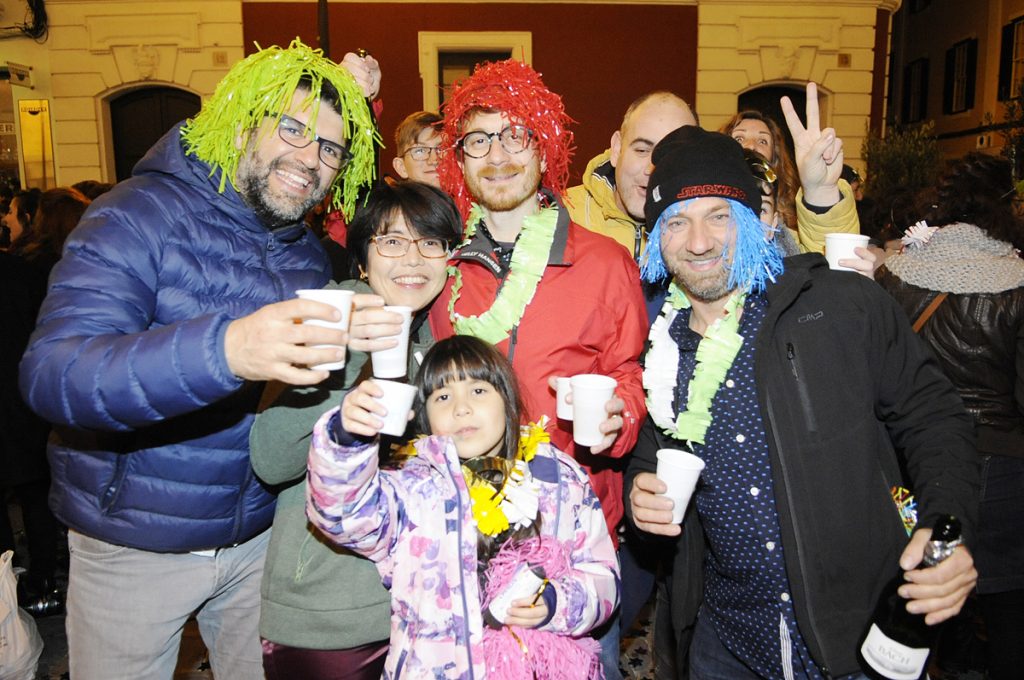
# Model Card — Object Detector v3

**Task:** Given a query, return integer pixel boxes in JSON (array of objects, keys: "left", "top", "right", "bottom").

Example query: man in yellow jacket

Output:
[{"left": 566, "top": 91, "right": 696, "bottom": 260}]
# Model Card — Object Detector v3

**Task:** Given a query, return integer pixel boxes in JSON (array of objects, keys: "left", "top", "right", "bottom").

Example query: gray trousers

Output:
[{"left": 66, "top": 528, "right": 269, "bottom": 680}]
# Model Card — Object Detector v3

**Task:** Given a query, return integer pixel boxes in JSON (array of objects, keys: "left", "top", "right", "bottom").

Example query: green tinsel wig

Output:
[{"left": 180, "top": 38, "right": 380, "bottom": 219}]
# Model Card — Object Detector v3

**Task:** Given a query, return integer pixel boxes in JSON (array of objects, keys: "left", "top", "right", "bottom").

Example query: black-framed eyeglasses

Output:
[
  {"left": 403, "top": 145, "right": 442, "bottom": 162},
  {"left": 271, "top": 114, "right": 351, "bottom": 170},
  {"left": 371, "top": 234, "right": 449, "bottom": 259},
  {"left": 457, "top": 125, "right": 535, "bottom": 159}
]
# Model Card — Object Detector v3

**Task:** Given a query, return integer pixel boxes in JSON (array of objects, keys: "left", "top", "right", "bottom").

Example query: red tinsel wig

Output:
[{"left": 438, "top": 59, "right": 574, "bottom": 220}]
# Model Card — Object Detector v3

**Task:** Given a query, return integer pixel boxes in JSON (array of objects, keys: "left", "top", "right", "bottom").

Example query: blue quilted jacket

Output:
[{"left": 19, "top": 124, "right": 329, "bottom": 552}]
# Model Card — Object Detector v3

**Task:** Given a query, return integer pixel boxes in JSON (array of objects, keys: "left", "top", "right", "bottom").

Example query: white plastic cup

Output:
[
  {"left": 373, "top": 379, "right": 418, "bottom": 437},
  {"left": 370, "top": 306, "right": 413, "bottom": 379},
  {"left": 295, "top": 289, "right": 355, "bottom": 371},
  {"left": 824, "top": 233, "right": 870, "bottom": 271},
  {"left": 487, "top": 563, "right": 545, "bottom": 624},
  {"left": 555, "top": 377, "right": 573, "bottom": 421},
  {"left": 570, "top": 374, "right": 617, "bottom": 447},
  {"left": 656, "top": 448, "right": 705, "bottom": 524}
]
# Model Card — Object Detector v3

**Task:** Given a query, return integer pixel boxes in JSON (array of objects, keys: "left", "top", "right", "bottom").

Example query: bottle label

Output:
[{"left": 860, "top": 623, "right": 929, "bottom": 680}]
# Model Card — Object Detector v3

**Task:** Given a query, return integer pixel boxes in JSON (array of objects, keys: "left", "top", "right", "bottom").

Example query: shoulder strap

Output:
[{"left": 912, "top": 292, "right": 948, "bottom": 333}]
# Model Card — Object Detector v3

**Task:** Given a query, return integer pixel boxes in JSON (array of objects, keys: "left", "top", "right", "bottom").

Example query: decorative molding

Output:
[
  {"left": 417, "top": 31, "right": 532, "bottom": 113},
  {"left": 86, "top": 13, "right": 200, "bottom": 53},
  {"left": 736, "top": 17, "right": 842, "bottom": 53},
  {"left": 132, "top": 45, "right": 160, "bottom": 80},
  {"left": 111, "top": 45, "right": 178, "bottom": 85}
]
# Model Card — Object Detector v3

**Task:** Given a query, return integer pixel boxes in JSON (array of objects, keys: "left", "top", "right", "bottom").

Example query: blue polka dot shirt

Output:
[{"left": 670, "top": 294, "right": 825, "bottom": 680}]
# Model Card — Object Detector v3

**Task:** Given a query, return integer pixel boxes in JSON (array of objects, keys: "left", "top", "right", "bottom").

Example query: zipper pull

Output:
[{"left": 786, "top": 342, "right": 798, "bottom": 378}]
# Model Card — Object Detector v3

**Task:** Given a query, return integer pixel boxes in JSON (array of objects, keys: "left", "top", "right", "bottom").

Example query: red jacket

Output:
[{"left": 430, "top": 204, "right": 648, "bottom": 536}]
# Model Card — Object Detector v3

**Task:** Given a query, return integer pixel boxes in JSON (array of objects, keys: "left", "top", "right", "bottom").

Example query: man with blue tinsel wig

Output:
[{"left": 624, "top": 120, "right": 979, "bottom": 679}]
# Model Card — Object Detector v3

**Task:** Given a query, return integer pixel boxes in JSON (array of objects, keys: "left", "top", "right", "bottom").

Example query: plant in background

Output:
[
  {"left": 860, "top": 122, "right": 941, "bottom": 238},
  {"left": 862, "top": 121, "right": 941, "bottom": 202}
]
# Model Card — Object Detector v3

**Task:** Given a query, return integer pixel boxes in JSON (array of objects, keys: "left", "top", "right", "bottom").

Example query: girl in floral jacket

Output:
[{"left": 307, "top": 336, "right": 619, "bottom": 679}]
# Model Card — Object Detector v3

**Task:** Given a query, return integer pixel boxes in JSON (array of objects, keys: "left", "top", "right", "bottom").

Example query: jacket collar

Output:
[
  {"left": 764, "top": 252, "right": 825, "bottom": 313},
  {"left": 452, "top": 192, "right": 573, "bottom": 278},
  {"left": 581, "top": 150, "right": 638, "bottom": 228}
]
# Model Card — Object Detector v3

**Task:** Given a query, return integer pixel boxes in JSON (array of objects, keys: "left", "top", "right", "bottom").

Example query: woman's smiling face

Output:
[{"left": 365, "top": 211, "right": 449, "bottom": 312}]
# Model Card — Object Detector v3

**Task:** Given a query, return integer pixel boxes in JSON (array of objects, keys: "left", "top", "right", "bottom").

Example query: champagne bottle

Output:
[{"left": 859, "top": 515, "right": 962, "bottom": 680}]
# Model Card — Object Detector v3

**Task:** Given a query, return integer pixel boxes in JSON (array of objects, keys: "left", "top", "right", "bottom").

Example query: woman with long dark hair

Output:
[
  {"left": 1, "top": 188, "right": 41, "bottom": 252},
  {"left": 1, "top": 186, "right": 89, "bottom": 617},
  {"left": 10, "top": 187, "right": 90, "bottom": 269},
  {"left": 720, "top": 111, "right": 800, "bottom": 233}
]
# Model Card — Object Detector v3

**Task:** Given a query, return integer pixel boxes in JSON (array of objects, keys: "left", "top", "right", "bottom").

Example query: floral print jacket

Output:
[{"left": 306, "top": 409, "right": 620, "bottom": 679}]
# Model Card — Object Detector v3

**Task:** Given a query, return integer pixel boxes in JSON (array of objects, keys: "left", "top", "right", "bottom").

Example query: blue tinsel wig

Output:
[{"left": 639, "top": 198, "right": 784, "bottom": 295}]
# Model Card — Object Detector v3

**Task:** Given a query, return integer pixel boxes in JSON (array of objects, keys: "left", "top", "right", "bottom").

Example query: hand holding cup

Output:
[
  {"left": 628, "top": 472, "right": 681, "bottom": 537},
  {"left": 348, "top": 295, "right": 405, "bottom": 353},
  {"left": 295, "top": 289, "right": 356, "bottom": 370},
  {"left": 370, "top": 306, "right": 413, "bottom": 378},
  {"left": 824, "top": 233, "right": 871, "bottom": 272},
  {"left": 549, "top": 374, "right": 625, "bottom": 453},
  {"left": 569, "top": 374, "right": 619, "bottom": 450},
  {"left": 224, "top": 297, "right": 348, "bottom": 384},
  {"left": 341, "top": 379, "right": 416, "bottom": 438},
  {"left": 837, "top": 245, "right": 880, "bottom": 280},
  {"left": 655, "top": 448, "right": 705, "bottom": 524}
]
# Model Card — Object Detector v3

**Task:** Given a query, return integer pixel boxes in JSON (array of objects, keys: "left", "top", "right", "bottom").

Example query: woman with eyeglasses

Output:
[{"left": 249, "top": 180, "right": 462, "bottom": 680}]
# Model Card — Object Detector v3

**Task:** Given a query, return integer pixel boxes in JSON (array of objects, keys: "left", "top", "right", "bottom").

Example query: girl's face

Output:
[
  {"left": 2, "top": 198, "right": 23, "bottom": 241},
  {"left": 426, "top": 377, "right": 506, "bottom": 460},
  {"left": 731, "top": 119, "right": 775, "bottom": 162},
  {"left": 366, "top": 211, "right": 449, "bottom": 312}
]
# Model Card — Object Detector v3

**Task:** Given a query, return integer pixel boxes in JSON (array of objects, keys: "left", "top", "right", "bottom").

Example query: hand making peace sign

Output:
[{"left": 781, "top": 82, "right": 845, "bottom": 207}]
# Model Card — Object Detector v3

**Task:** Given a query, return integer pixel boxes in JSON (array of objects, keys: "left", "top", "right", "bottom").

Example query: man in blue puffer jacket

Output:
[{"left": 18, "top": 40, "right": 380, "bottom": 679}]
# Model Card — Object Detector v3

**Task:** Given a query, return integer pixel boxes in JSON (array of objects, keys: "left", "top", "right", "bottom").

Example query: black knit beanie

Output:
[{"left": 644, "top": 126, "right": 762, "bottom": 227}]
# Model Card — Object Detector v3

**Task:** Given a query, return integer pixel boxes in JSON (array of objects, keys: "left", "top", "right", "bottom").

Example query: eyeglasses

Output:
[
  {"left": 271, "top": 114, "right": 352, "bottom": 170},
  {"left": 457, "top": 125, "right": 535, "bottom": 159},
  {"left": 371, "top": 234, "right": 449, "bottom": 259},
  {"left": 403, "top": 145, "right": 442, "bottom": 162}
]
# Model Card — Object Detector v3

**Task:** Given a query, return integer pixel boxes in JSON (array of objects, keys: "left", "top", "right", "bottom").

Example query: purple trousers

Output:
[{"left": 261, "top": 638, "right": 388, "bottom": 680}]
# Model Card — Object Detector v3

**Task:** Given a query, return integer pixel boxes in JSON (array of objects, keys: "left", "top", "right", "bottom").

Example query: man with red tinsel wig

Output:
[{"left": 429, "top": 59, "right": 648, "bottom": 678}]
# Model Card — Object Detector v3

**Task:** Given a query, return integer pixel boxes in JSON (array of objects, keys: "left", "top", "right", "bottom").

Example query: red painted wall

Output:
[{"left": 242, "top": 2, "right": 698, "bottom": 182}]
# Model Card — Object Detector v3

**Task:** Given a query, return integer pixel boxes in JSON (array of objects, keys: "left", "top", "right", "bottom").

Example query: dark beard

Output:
[{"left": 238, "top": 158, "right": 327, "bottom": 228}]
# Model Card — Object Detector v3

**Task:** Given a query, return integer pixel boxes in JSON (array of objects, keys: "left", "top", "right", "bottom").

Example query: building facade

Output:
[
  {"left": 1, "top": 0, "right": 901, "bottom": 189},
  {"left": 889, "top": 0, "right": 1024, "bottom": 161}
]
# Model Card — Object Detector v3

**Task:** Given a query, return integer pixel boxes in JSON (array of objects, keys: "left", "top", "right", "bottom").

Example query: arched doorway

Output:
[
  {"left": 110, "top": 87, "right": 201, "bottom": 181},
  {"left": 736, "top": 84, "right": 809, "bottom": 159}
]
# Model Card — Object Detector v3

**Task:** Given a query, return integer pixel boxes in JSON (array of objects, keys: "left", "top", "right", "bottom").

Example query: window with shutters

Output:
[
  {"left": 944, "top": 39, "right": 977, "bottom": 114},
  {"left": 999, "top": 17, "right": 1024, "bottom": 100},
  {"left": 903, "top": 59, "right": 929, "bottom": 124}
]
